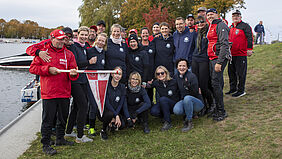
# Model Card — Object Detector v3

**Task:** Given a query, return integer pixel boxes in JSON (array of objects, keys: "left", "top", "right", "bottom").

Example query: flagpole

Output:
[{"left": 58, "top": 69, "right": 119, "bottom": 74}]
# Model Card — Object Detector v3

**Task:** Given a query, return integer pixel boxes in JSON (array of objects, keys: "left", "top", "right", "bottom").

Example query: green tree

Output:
[
  {"left": 119, "top": 0, "right": 151, "bottom": 33},
  {"left": 0, "top": 19, "right": 6, "bottom": 38},
  {"left": 78, "top": 0, "right": 124, "bottom": 34},
  {"left": 4, "top": 19, "right": 20, "bottom": 38},
  {"left": 193, "top": 0, "right": 245, "bottom": 18}
]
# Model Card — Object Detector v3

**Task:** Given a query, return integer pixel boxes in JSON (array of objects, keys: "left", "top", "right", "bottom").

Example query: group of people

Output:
[{"left": 27, "top": 7, "right": 254, "bottom": 156}]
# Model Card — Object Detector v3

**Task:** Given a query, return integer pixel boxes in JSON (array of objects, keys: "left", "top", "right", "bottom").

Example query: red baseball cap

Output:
[
  {"left": 90, "top": 25, "right": 97, "bottom": 32},
  {"left": 50, "top": 29, "right": 67, "bottom": 39},
  {"left": 129, "top": 29, "right": 138, "bottom": 35}
]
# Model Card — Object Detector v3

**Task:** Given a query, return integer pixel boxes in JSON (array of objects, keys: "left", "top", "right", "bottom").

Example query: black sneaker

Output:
[
  {"left": 55, "top": 139, "right": 74, "bottom": 146},
  {"left": 225, "top": 90, "right": 237, "bottom": 95},
  {"left": 182, "top": 119, "right": 193, "bottom": 132},
  {"left": 100, "top": 130, "right": 108, "bottom": 140},
  {"left": 143, "top": 123, "right": 150, "bottom": 134},
  {"left": 232, "top": 91, "right": 246, "bottom": 98},
  {"left": 43, "top": 145, "right": 57, "bottom": 156},
  {"left": 213, "top": 111, "right": 228, "bottom": 121},
  {"left": 161, "top": 121, "right": 172, "bottom": 131}
]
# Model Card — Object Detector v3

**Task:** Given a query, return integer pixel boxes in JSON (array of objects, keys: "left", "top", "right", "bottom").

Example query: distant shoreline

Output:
[{"left": 0, "top": 38, "right": 40, "bottom": 44}]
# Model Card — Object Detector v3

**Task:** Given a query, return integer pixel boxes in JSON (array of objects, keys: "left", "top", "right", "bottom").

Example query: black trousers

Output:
[
  {"left": 41, "top": 98, "right": 70, "bottom": 146},
  {"left": 66, "top": 83, "right": 88, "bottom": 138},
  {"left": 192, "top": 60, "right": 214, "bottom": 106},
  {"left": 210, "top": 59, "right": 227, "bottom": 112},
  {"left": 128, "top": 104, "right": 149, "bottom": 124},
  {"left": 228, "top": 56, "right": 247, "bottom": 93},
  {"left": 99, "top": 109, "right": 126, "bottom": 131}
]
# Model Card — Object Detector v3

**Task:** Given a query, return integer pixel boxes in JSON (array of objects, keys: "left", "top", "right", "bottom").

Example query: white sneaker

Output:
[
  {"left": 75, "top": 135, "right": 93, "bottom": 143},
  {"left": 65, "top": 131, "right": 77, "bottom": 138}
]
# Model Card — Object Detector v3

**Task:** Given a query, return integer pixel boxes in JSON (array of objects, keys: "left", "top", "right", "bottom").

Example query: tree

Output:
[
  {"left": 0, "top": 19, "right": 6, "bottom": 38},
  {"left": 193, "top": 0, "right": 245, "bottom": 19},
  {"left": 143, "top": 3, "right": 175, "bottom": 32},
  {"left": 4, "top": 19, "right": 21, "bottom": 38},
  {"left": 78, "top": 0, "right": 124, "bottom": 34},
  {"left": 119, "top": 0, "right": 151, "bottom": 33}
]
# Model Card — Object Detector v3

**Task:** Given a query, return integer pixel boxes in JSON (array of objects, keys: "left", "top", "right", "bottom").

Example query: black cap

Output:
[
  {"left": 128, "top": 34, "right": 138, "bottom": 43},
  {"left": 186, "top": 14, "right": 194, "bottom": 19},
  {"left": 97, "top": 20, "right": 106, "bottom": 27},
  {"left": 62, "top": 27, "right": 73, "bottom": 35},
  {"left": 153, "top": 22, "right": 159, "bottom": 26},
  {"left": 232, "top": 10, "right": 241, "bottom": 15},
  {"left": 206, "top": 8, "right": 218, "bottom": 14}
]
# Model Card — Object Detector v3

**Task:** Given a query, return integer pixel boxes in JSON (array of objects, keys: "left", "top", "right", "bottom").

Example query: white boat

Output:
[
  {"left": 21, "top": 79, "right": 40, "bottom": 103},
  {"left": 0, "top": 53, "right": 33, "bottom": 68}
]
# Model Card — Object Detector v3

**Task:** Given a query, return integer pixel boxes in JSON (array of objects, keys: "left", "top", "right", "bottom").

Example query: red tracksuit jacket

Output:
[{"left": 29, "top": 42, "right": 78, "bottom": 99}]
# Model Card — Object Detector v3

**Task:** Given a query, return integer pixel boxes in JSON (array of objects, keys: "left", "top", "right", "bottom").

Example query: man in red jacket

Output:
[
  {"left": 226, "top": 10, "right": 253, "bottom": 97},
  {"left": 29, "top": 29, "right": 79, "bottom": 156},
  {"left": 206, "top": 8, "right": 230, "bottom": 121}
]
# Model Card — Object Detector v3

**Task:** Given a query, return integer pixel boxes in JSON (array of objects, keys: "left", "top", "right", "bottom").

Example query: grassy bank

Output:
[{"left": 20, "top": 43, "right": 282, "bottom": 159}]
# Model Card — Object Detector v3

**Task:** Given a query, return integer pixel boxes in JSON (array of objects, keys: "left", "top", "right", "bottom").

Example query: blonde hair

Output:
[
  {"left": 128, "top": 72, "right": 142, "bottom": 87},
  {"left": 78, "top": 26, "right": 89, "bottom": 34},
  {"left": 111, "top": 24, "right": 122, "bottom": 32},
  {"left": 93, "top": 33, "right": 108, "bottom": 51},
  {"left": 155, "top": 66, "right": 172, "bottom": 81}
]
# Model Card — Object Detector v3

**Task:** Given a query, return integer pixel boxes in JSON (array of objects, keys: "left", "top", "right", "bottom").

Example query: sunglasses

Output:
[
  {"left": 195, "top": 20, "right": 205, "bottom": 25},
  {"left": 156, "top": 72, "right": 165, "bottom": 76}
]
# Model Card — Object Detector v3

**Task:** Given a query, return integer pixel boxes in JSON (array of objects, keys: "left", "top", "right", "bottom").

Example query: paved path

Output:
[{"left": 0, "top": 100, "right": 42, "bottom": 159}]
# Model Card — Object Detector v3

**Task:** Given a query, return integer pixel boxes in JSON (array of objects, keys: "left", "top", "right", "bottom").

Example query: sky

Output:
[{"left": 0, "top": 0, "right": 281, "bottom": 43}]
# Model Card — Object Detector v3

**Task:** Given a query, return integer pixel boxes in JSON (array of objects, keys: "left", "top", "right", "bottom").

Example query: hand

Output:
[
  {"left": 115, "top": 115, "right": 121, "bottom": 128},
  {"left": 132, "top": 118, "right": 137, "bottom": 123},
  {"left": 214, "top": 63, "right": 222, "bottom": 72},
  {"left": 89, "top": 56, "right": 97, "bottom": 64},
  {"left": 49, "top": 67, "right": 60, "bottom": 75},
  {"left": 199, "top": 88, "right": 202, "bottom": 94},
  {"left": 69, "top": 69, "right": 78, "bottom": 76},
  {"left": 247, "top": 50, "right": 253, "bottom": 57},
  {"left": 39, "top": 51, "right": 51, "bottom": 62},
  {"left": 147, "top": 79, "right": 153, "bottom": 85}
]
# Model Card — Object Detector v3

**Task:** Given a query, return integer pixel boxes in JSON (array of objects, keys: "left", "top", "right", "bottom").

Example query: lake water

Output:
[{"left": 0, "top": 43, "right": 34, "bottom": 129}]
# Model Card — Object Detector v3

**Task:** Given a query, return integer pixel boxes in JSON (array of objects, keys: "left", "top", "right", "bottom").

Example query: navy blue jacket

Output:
[
  {"left": 71, "top": 42, "right": 88, "bottom": 84},
  {"left": 127, "top": 87, "right": 151, "bottom": 115},
  {"left": 174, "top": 71, "right": 203, "bottom": 102},
  {"left": 192, "top": 31, "right": 209, "bottom": 63},
  {"left": 87, "top": 46, "right": 106, "bottom": 70},
  {"left": 126, "top": 46, "right": 149, "bottom": 82},
  {"left": 106, "top": 39, "right": 128, "bottom": 82},
  {"left": 150, "top": 35, "right": 175, "bottom": 74},
  {"left": 173, "top": 27, "right": 196, "bottom": 65},
  {"left": 141, "top": 43, "right": 155, "bottom": 81},
  {"left": 151, "top": 79, "right": 180, "bottom": 102},
  {"left": 254, "top": 24, "right": 265, "bottom": 34},
  {"left": 105, "top": 82, "right": 130, "bottom": 118}
]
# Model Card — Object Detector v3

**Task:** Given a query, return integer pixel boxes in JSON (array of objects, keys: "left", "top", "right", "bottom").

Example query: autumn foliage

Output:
[{"left": 142, "top": 3, "right": 175, "bottom": 32}]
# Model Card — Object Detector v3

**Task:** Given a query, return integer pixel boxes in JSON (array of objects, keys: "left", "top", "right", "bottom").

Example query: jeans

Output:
[
  {"left": 173, "top": 95, "right": 204, "bottom": 120},
  {"left": 255, "top": 32, "right": 263, "bottom": 45}
]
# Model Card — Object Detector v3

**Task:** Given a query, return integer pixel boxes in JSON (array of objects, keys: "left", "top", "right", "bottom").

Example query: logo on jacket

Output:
[
  {"left": 184, "top": 37, "right": 189, "bottom": 42},
  {"left": 235, "top": 29, "right": 239, "bottom": 35},
  {"left": 148, "top": 49, "right": 153, "bottom": 54},
  {"left": 115, "top": 96, "right": 120, "bottom": 102},
  {"left": 135, "top": 56, "right": 140, "bottom": 62},
  {"left": 120, "top": 48, "right": 124, "bottom": 52},
  {"left": 168, "top": 90, "right": 173, "bottom": 96},
  {"left": 135, "top": 98, "right": 140, "bottom": 103},
  {"left": 101, "top": 59, "right": 105, "bottom": 65},
  {"left": 166, "top": 43, "right": 171, "bottom": 48}
]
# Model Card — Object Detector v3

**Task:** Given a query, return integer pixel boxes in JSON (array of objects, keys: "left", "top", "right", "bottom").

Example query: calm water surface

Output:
[{"left": 0, "top": 43, "right": 34, "bottom": 129}]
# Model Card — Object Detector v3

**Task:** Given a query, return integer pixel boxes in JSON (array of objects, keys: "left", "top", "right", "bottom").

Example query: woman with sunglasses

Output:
[
  {"left": 173, "top": 59, "right": 204, "bottom": 132},
  {"left": 100, "top": 67, "right": 132, "bottom": 140},
  {"left": 127, "top": 72, "right": 151, "bottom": 133},
  {"left": 192, "top": 16, "right": 214, "bottom": 116},
  {"left": 148, "top": 66, "right": 179, "bottom": 131}
]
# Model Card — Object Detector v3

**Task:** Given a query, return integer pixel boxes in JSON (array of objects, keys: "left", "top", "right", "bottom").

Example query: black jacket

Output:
[
  {"left": 151, "top": 79, "right": 179, "bottom": 102},
  {"left": 127, "top": 87, "right": 151, "bottom": 114},
  {"left": 87, "top": 46, "right": 106, "bottom": 70},
  {"left": 150, "top": 35, "right": 175, "bottom": 74},
  {"left": 126, "top": 46, "right": 149, "bottom": 82},
  {"left": 174, "top": 71, "right": 203, "bottom": 102}
]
